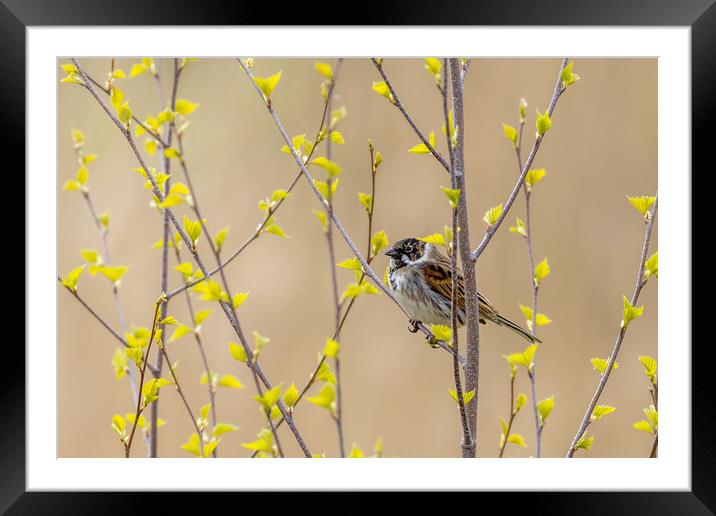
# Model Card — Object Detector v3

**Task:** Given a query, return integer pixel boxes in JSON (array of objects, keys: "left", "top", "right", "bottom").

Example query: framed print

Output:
[{"left": 8, "top": 0, "right": 710, "bottom": 511}]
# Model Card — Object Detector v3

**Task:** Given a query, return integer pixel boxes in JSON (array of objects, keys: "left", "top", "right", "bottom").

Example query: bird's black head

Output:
[{"left": 384, "top": 237, "right": 426, "bottom": 265}]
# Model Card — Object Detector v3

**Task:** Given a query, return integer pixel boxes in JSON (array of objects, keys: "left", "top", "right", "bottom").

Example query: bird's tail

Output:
[{"left": 495, "top": 314, "right": 542, "bottom": 343}]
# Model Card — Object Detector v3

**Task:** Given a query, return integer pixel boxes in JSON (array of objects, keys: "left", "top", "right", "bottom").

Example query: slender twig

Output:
[
  {"left": 125, "top": 297, "right": 163, "bottom": 458},
  {"left": 441, "top": 59, "right": 473, "bottom": 458},
  {"left": 498, "top": 370, "right": 517, "bottom": 458},
  {"left": 649, "top": 434, "right": 658, "bottom": 459},
  {"left": 472, "top": 58, "right": 569, "bottom": 261},
  {"left": 73, "top": 58, "right": 312, "bottom": 458},
  {"left": 448, "top": 58, "right": 480, "bottom": 457},
  {"left": 85, "top": 73, "right": 164, "bottom": 146},
  {"left": 238, "top": 59, "right": 465, "bottom": 370},
  {"left": 323, "top": 58, "right": 346, "bottom": 458},
  {"left": 173, "top": 243, "right": 218, "bottom": 440},
  {"left": 513, "top": 108, "right": 544, "bottom": 458},
  {"left": 371, "top": 58, "right": 451, "bottom": 173},
  {"left": 566, "top": 197, "right": 658, "bottom": 457}
]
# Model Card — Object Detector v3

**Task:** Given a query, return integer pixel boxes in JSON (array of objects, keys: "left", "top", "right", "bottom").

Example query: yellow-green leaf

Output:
[
  {"left": 590, "top": 357, "right": 619, "bottom": 375},
  {"left": 534, "top": 258, "right": 550, "bottom": 286},
  {"left": 525, "top": 168, "right": 546, "bottom": 190},
  {"left": 507, "top": 434, "right": 527, "bottom": 447},
  {"left": 537, "top": 396, "right": 554, "bottom": 425},
  {"left": 371, "top": 230, "right": 389, "bottom": 256},
  {"left": 627, "top": 195, "right": 656, "bottom": 218},
  {"left": 561, "top": 61, "right": 580, "bottom": 88},
  {"left": 324, "top": 338, "right": 340, "bottom": 358},
  {"left": 175, "top": 98, "right": 199, "bottom": 116},
  {"left": 502, "top": 123, "right": 518, "bottom": 146},
  {"left": 621, "top": 296, "right": 644, "bottom": 329},
  {"left": 591, "top": 405, "right": 616, "bottom": 421},
  {"left": 536, "top": 109, "right": 551, "bottom": 137},
  {"left": 314, "top": 62, "right": 333, "bottom": 80},
  {"left": 311, "top": 156, "right": 342, "bottom": 177},
  {"left": 228, "top": 342, "right": 248, "bottom": 363},
  {"left": 218, "top": 374, "right": 244, "bottom": 389},
  {"left": 372, "top": 81, "right": 394, "bottom": 104},
  {"left": 283, "top": 383, "right": 300, "bottom": 407},
  {"left": 254, "top": 71, "right": 283, "bottom": 100},
  {"left": 638, "top": 355, "right": 657, "bottom": 383},
  {"left": 440, "top": 186, "right": 460, "bottom": 209},
  {"left": 643, "top": 252, "right": 658, "bottom": 281},
  {"left": 409, "top": 131, "right": 436, "bottom": 154},
  {"left": 483, "top": 204, "right": 503, "bottom": 226}
]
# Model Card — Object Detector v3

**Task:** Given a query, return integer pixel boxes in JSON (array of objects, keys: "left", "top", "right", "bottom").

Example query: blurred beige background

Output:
[{"left": 58, "top": 58, "right": 657, "bottom": 458}]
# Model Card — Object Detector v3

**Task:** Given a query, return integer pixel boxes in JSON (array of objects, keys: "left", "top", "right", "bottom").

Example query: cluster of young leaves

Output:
[
  {"left": 111, "top": 412, "right": 167, "bottom": 448},
  {"left": 572, "top": 402, "right": 618, "bottom": 454},
  {"left": 633, "top": 356, "right": 658, "bottom": 436},
  {"left": 180, "top": 403, "right": 238, "bottom": 458},
  {"left": 518, "top": 304, "right": 552, "bottom": 333},
  {"left": 345, "top": 437, "right": 385, "bottom": 458},
  {"left": 306, "top": 339, "right": 343, "bottom": 418}
]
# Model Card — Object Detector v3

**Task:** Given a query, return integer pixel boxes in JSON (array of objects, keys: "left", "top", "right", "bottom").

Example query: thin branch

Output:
[
  {"left": 513, "top": 109, "right": 544, "bottom": 458},
  {"left": 472, "top": 58, "right": 569, "bottom": 261},
  {"left": 125, "top": 297, "right": 163, "bottom": 458},
  {"left": 73, "top": 58, "right": 312, "bottom": 458},
  {"left": 566, "top": 196, "right": 658, "bottom": 457},
  {"left": 498, "top": 371, "right": 517, "bottom": 458},
  {"left": 324, "top": 58, "right": 346, "bottom": 458},
  {"left": 448, "top": 58, "right": 479, "bottom": 457},
  {"left": 371, "top": 58, "right": 451, "bottom": 173},
  {"left": 173, "top": 243, "right": 218, "bottom": 438}
]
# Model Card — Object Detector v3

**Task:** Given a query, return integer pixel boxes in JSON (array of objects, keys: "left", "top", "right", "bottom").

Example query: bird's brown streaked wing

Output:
[
  {"left": 418, "top": 260, "right": 467, "bottom": 313},
  {"left": 420, "top": 251, "right": 502, "bottom": 324}
]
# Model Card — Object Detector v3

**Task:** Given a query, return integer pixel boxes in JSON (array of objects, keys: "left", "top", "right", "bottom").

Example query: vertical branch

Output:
[
  {"left": 150, "top": 57, "right": 175, "bottom": 458},
  {"left": 441, "top": 59, "right": 472, "bottom": 458},
  {"left": 323, "top": 59, "right": 346, "bottom": 457},
  {"left": 566, "top": 197, "right": 658, "bottom": 457},
  {"left": 448, "top": 58, "right": 480, "bottom": 456}
]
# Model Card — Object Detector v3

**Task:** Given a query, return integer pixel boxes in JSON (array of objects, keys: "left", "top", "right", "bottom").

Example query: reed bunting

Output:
[{"left": 385, "top": 238, "right": 541, "bottom": 343}]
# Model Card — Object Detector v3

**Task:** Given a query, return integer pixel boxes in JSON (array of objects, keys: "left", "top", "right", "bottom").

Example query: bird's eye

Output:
[{"left": 405, "top": 245, "right": 413, "bottom": 252}]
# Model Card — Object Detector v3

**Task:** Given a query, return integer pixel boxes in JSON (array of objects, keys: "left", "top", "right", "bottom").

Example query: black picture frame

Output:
[{"left": 7, "top": 0, "right": 708, "bottom": 512}]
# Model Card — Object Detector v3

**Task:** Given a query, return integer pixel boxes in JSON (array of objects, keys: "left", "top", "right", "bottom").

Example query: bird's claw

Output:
[
  {"left": 408, "top": 319, "right": 420, "bottom": 334},
  {"left": 426, "top": 335, "right": 440, "bottom": 349}
]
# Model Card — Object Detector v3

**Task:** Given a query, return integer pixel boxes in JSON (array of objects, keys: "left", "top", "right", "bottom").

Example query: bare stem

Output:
[{"left": 566, "top": 197, "right": 658, "bottom": 457}]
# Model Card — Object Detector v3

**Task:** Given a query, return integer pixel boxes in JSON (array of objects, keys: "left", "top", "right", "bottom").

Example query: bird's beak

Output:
[{"left": 385, "top": 248, "right": 400, "bottom": 258}]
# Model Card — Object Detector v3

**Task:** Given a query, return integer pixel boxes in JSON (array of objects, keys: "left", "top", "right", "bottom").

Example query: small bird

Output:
[{"left": 385, "top": 237, "right": 541, "bottom": 343}]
